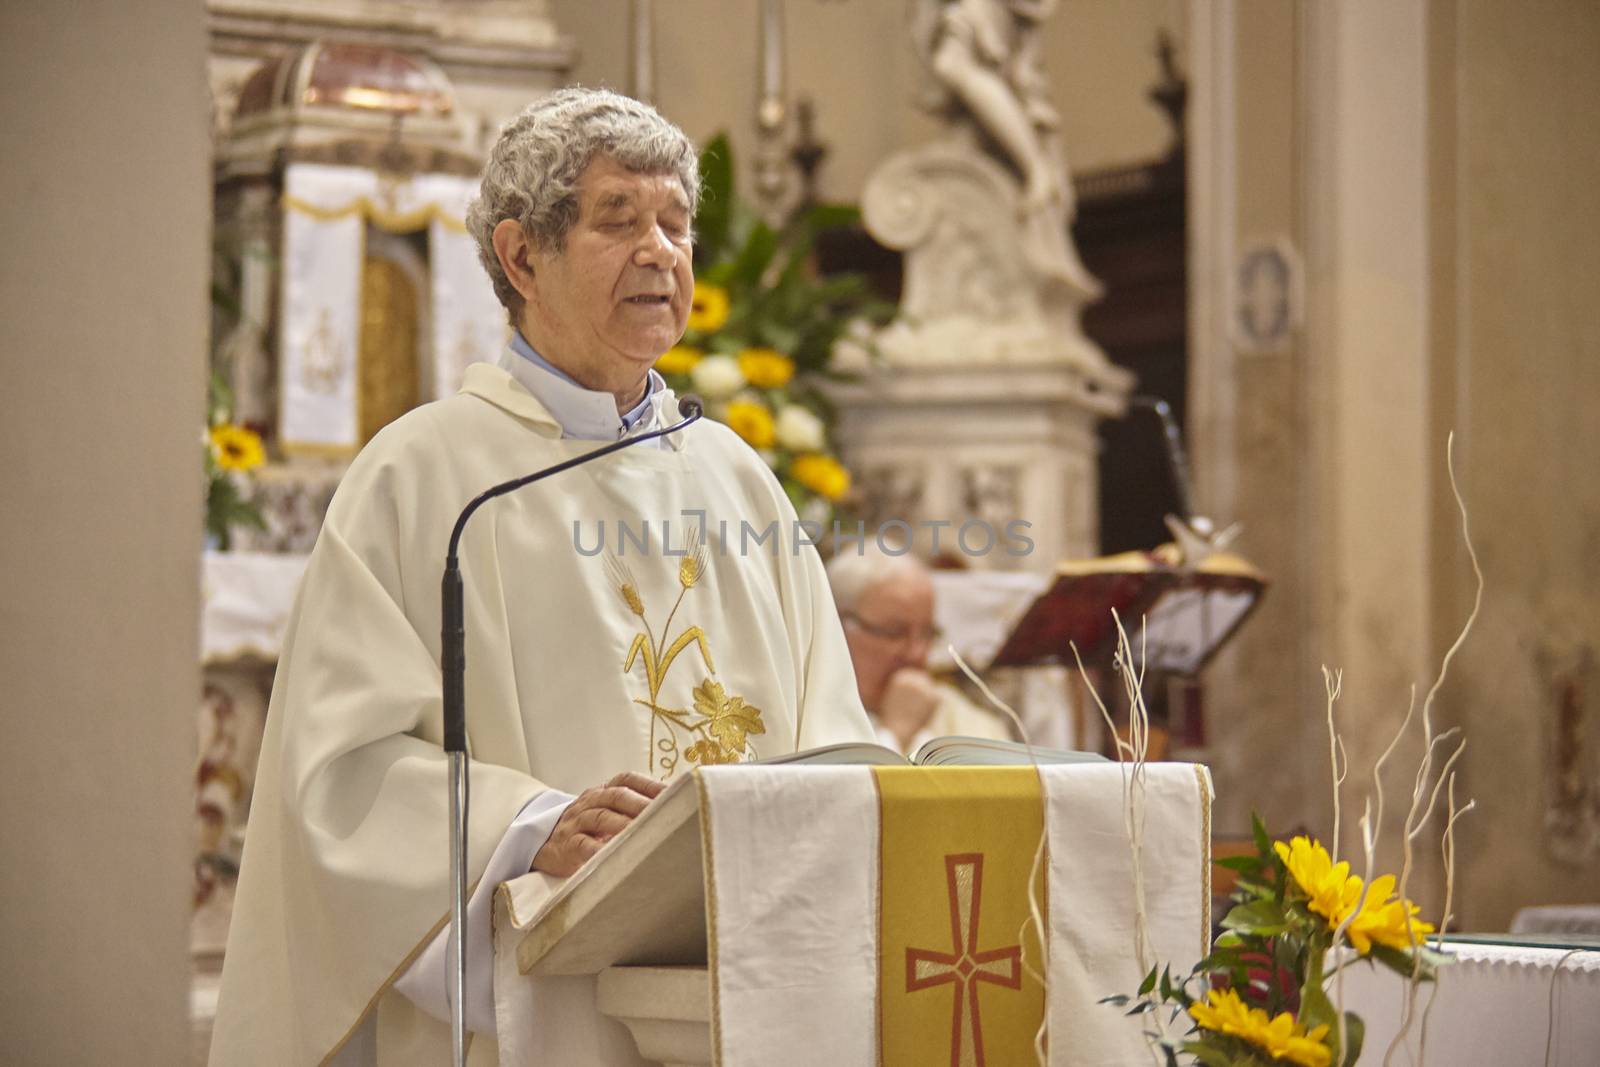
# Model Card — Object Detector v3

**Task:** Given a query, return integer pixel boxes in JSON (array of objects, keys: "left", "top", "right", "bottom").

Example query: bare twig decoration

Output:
[
  {"left": 1071, "top": 610, "right": 1168, "bottom": 1052},
  {"left": 1099, "top": 432, "right": 1486, "bottom": 1067}
]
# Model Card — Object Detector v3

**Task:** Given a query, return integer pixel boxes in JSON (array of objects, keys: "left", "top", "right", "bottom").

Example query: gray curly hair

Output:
[{"left": 466, "top": 87, "right": 700, "bottom": 322}]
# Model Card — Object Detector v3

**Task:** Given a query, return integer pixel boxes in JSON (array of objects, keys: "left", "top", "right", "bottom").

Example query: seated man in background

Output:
[{"left": 826, "top": 544, "right": 1013, "bottom": 755}]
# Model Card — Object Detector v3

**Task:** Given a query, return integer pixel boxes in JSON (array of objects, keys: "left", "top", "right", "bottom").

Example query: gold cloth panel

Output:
[
  {"left": 875, "top": 766, "right": 1047, "bottom": 1067},
  {"left": 358, "top": 255, "right": 419, "bottom": 444}
]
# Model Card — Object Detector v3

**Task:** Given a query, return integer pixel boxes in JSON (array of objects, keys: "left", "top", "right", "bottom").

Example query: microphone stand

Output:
[
  {"left": 439, "top": 398, "right": 701, "bottom": 1067},
  {"left": 1129, "top": 394, "right": 1196, "bottom": 522}
]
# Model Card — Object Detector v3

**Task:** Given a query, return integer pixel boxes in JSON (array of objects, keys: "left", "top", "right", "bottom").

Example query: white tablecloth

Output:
[
  {"left": 200, "top": 550, "right": 310, "bottom": 663},
  {"left": 1339, "top": 940, "right": 1600, "bottom": 1065}
]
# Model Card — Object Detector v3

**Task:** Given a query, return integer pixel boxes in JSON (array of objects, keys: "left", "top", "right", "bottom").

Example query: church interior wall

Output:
[
  {"left": 1427, "top": 0, "right": 1600, "bottom": 930},
  {"left": 550, "top": 0, "right": 1188, "bottom": 203},
  {"left": 1304, "top": 0, "right": 1440, "bottom": 913},
  {"left": 1199, "top": 0, "right": 1599, "bottom": 930},
  {"left": 0, "top": 0, "right": 209, "bottom": 1060},
  {"left": 1194, "top": 0, "right": 1329, "bottom": 859}
]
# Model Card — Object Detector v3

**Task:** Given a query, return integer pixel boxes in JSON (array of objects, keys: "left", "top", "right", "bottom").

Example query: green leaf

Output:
[
  {"left": 1231, "top": 876, "right": 1277, "bottom": 901},
  {"left": 762, "top": 323, "right": 802, "bottom": 355},
  {"left": 1339, "top": 1011, "right": 1365, "bottom": 1067},
  {"left": 1139, "top": 965, "right": 1158, "bottom": 996},
  {"left": 1367, "top": 941, "right": 1444, "bottom": 979},
  {"left": 797, "top": 201, "right": 860, "bottom": 231},
  {"left": 1214, "top": 855, "right": 1264, "bottom": 872},
  {"left": 1221, "top": 900, "right": 1289, "bottom": 937},
  {"left": 1098, "top": 994, "right": 1131, "bottom": 1007},
  {"left": 695, "top": 133, "right": 734, "bottom": 264},
  {"left": 1298, "top": 982, "right": 1351, "bottom": 1067},
  {"left": 1182, "top": 1041, "right": 1236, "bottom": 1067},
  {"left": 1299, "top": 981, "right": 1336, "bottom": 1033},
  {"left": 701, "top": 260, "right": 738, "bottom": 288},
  {"left": 730, "top": 220, "right": 779, "bottom": 287},
  {"left": 1195, "top": 947, "right": 1248, "bottom": 975},
  {"left": 1251, "top": 811, "right": 1273, "bottom": 854}
]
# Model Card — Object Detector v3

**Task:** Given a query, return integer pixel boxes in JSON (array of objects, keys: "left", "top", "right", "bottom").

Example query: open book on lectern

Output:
[{"left": 760, "top": 735, "right": 1107, "bottom": 767}]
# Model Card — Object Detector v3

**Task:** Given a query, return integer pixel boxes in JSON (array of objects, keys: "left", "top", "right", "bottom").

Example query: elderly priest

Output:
[{"left": 210, "top": 88, "right": 875, "bottom": 1066}]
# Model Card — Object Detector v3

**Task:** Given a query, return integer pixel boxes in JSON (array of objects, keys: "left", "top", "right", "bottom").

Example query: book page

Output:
[
  {"left": 912, "top": 736, "right": 1106, "bottom": 767},
  {"left": 755, "top": 742, "right": 909, "bottom": 767}
]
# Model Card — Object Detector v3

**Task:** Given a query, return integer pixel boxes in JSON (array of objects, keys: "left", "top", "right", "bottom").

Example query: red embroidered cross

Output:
[{"left": 905, "top": 852, "right": 1024, "bottom": 1067}]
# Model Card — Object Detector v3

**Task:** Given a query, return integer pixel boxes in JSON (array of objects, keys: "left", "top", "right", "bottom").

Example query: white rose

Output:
[
  {"left": 690, "top": 354, "right": 746, "bottom": 399},
  {"left": 774, "top": 404, "right": 826, "bottom": 452}
]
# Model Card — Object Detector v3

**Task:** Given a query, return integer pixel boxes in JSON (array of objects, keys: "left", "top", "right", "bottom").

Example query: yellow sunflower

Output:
[
  {"left": 209, "top": 424, "right": 265, "bottom": 472},
  {"left": 1343, "top": 874, "right": 1437, "bottom": 954},
  {"left": 1189, "top": 988, "right": 1332, "bottom": 1067},
  {"left": 1274, "top": 837, "right": 1364, "bottom": 929},
  {"left": 724, "top": 400, "right": 776, "bottom": 449},
  {"left": 1273, "top": 836, "right": 1435, "bottom": 954},
  {"left": 736, "top": 347, "right": 795, "bottom": 389},
  {"left": 790, "top": 452, "right": 851, "bottom": 502},
  {"left": 688, "top": 282, "right": 730, "bottom": 333},
  {"left": 655, "top": 345, "right": 703, "bottom": 376}
]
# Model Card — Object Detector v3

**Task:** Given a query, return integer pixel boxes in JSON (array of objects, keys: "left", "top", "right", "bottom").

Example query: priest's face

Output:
[
  {"left": 842, "top": 570, "right": 939, "bottom": 712},
  {"left": 520, "top": 155, "right": 694, "bottom": 403}
]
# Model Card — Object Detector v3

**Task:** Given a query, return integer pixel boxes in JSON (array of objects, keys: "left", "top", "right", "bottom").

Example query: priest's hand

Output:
[{"left": 532, "top": 772, "right": 665, "bottom": 878}]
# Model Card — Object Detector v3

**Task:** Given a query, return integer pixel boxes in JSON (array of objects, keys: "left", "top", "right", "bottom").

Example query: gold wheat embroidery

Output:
[{"left": 605, "top": 527, "right": 767, "bottom": 777}]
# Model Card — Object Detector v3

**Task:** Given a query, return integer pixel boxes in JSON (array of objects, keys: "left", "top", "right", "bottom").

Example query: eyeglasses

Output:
[{"left": 843, "top": 612, "right": 943, "bottom": 646}]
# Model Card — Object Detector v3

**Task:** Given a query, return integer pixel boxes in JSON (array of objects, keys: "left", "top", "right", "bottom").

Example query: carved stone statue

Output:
[{"left": 853, "top": 0, "right": 1112, "bottom": 377}]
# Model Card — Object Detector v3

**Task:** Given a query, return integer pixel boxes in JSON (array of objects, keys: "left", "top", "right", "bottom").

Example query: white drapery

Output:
[{"left": 278, "top": 162, "right": 503, "bottom": 452}]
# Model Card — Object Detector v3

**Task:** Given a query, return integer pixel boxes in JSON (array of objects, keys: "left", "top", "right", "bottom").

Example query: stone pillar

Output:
[{"left": 829, "top": 363, "right": 1123, "bottom": 570}]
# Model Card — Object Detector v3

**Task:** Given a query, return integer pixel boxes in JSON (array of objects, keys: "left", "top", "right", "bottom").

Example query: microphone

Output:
[
  {"left": 437, "top": 391, "right": 701, "bottom": 1065},
  {"left": 442, "top": 392, "right": 705, "bottom": 744}
]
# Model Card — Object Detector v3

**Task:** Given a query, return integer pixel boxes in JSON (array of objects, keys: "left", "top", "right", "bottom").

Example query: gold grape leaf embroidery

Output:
[
  {"left": 694, "top": 679, "right": 767, "bottom": 754},
  {"left": 606, "top": 526, "right": 767, "bottom": 778}
]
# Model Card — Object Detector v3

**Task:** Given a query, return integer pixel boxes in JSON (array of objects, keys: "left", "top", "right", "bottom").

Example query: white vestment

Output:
[{"left": 210, "top": 362, "right": 874, "bottom": 1065}]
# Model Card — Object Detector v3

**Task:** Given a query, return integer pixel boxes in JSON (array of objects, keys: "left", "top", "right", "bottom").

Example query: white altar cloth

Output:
[
  {"left": 1338, "top": 939, "right": 1600, "bottom": 1065},
  {"left": 200, "top": 550, "right": 309, "bottom": 663}
]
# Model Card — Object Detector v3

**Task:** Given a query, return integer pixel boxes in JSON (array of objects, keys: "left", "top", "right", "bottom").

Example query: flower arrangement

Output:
[
  {"left": 654, "top": 134, "right": 892, "bottom": 518},
  {"left": 1071, "top": 443, "right": 1479, "bottom": 1067},
  {"left": 205, "top": 372, "right": 265, "bottom": 551},
  {"left": 1103, "top": 814, "right": 1446, "bottom": 1067}
]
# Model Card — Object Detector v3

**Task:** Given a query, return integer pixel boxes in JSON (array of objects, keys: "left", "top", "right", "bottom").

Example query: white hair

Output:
[
  {"left": 824, "top": 541, "right": 931, "bottom": 615},
  {"left": 466, "top": 86, "right": 700, "bottom": 321}
]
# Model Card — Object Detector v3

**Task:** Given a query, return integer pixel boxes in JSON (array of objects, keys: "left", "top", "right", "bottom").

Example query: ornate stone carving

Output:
[
  {"left": 854, "top": 0, "right": 1117, "bottom": 382},
  {"left": 959, "top": 463, "right": 1022, "bottom": 531},
  {"left": 238, "top": 463, "right": 344, "bottom": 554},
  {"left": 856, "top": 463, "right": 929, "bottom": 534}
]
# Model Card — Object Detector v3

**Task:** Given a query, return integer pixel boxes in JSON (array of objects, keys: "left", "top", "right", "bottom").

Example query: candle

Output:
[{"left": 760, "top": 0, "right": 785, "bottom": 104}]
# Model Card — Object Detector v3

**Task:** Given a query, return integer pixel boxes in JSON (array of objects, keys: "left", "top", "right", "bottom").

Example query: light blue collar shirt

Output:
[{"left": 501, "top": 330, "right": 664, "bottom": 441}]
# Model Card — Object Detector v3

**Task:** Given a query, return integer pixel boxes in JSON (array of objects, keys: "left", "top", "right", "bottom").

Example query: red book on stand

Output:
[{"left": 988, "top": 548, "right": 1267, "bottom": 675}]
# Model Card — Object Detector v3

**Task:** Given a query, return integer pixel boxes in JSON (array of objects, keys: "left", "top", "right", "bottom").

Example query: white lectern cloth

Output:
[{"left": 492, "top": 762, "right": 1211, "bottom": 1066}]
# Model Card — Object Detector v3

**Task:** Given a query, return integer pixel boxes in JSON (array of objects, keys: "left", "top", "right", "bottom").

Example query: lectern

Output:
[
  {"left": 507, "top": 773, "right": 709, "bottom": 1064},
  {"left": 491, "top": 762, "right": 1214, "bottom": 1067}
]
